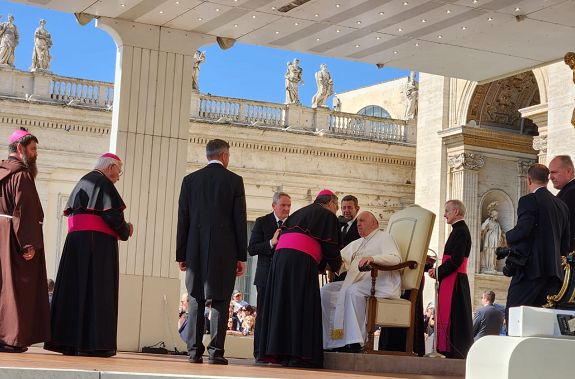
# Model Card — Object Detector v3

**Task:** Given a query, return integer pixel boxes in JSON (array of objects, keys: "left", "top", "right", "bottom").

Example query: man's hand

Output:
[
  {"left": 427, "top": 268, "right": 436, "bottom": 279},
  {"left": 23, "top": 250, "right": 35, "bottom": 261},
  {"left": 128, "top": 222, "right": 134, "bottom": 237},
  {"left": 236, "top": 261, "right": 246, "bottom": 277},
  {"left": 178, "top": 261, "right": 186, "bottom": 271},
  {"left": 271, "top": 228, "right": 281, "bottom": 247},
  {"left": 358, "top": 256, "right": 374, "bottom": 270}
]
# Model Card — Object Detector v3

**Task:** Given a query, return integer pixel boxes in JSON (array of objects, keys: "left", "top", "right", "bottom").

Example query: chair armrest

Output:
[{"left": 359, "top": 260, "right": 418, "bottom": 273}]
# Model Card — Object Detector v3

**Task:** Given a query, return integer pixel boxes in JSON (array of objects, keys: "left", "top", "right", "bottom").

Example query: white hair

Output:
[{"left": 95, "top": 156, "right": 120, "bottom": 170}]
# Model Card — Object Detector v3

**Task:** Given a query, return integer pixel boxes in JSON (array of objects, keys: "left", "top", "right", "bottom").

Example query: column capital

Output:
[
  {"left": 517, "top": 160, "right": 536, "bottom": 176},
  {"left": 532, "top": 135, "right": 547, "bottom": 153},
  {"left": 447, "top": 152, "right": 484, "bottom": 171}
]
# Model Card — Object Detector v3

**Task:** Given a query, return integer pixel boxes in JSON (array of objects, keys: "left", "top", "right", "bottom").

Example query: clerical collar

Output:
[
  {"left": 208, "top": 160, "right": 223, "bottom": 166},
  {"left": 452, "top": 219, "right": 464, "bottom": 225}
]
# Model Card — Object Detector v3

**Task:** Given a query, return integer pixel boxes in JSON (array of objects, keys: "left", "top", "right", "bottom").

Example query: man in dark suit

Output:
[
  {"left": 333, "top": 195, "right": 361, "bottom": 282},
  {"left": 473, "top": 290, "right": 503, "bottom": 342},
  {"left": 176, "top": 139, "right": 247, "bottom": 365},
  {"left": 549, "top": 155, "right": 575, "bottom": 252},
  {"left": 248, "top": 191, "right": 291, "bottom": 361},
  {"left": 428, "top": 199, "right": 473, "bottom": 359},
  {"left": 505, "top": 164, "right": 570, "bottom": 322}
]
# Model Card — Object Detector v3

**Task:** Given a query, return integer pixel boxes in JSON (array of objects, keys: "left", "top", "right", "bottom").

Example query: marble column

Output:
[
  {"left": 519, "top": 103, "right": 548, "bottom": 165},
  {"left": 447, "top": 153, "right": 484, "bottom": 293},
  {"left": 97, "top": 17, "right": 215, "bottom": 352}
]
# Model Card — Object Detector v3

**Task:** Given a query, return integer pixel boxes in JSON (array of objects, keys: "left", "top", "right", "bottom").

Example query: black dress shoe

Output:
[
  {"left": 281, "top": 357, "right": 290, "bottom": 367},
  {"left": 76, "top": 349, "right": 116, "bottom": 358},
  {"left": 0, "top": 344, "right": 27, "bottom": 353},
  {"left": 208, "top": 356, "right": 228, "bottom": 365},
  {"left": 346, "top": 343, "right": 361, "bottom": 353},
  {"left": 189, "top": 356, "right": 203, "bottom": 363},
  {"left": 255, "top": 359, "right": 269, "bottom": 364}
]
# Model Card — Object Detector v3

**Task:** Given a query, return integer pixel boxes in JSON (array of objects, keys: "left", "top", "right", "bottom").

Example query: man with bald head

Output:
[
  {"left": 549, "top": 155, "right": 575, "bottom": 251},
  {"left": 320, "top": 211, "right": 402, "bottom": 353}
]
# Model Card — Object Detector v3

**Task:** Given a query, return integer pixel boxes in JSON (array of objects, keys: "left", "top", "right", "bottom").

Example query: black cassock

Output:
[
  {"left": 258, "top": 203, "right": 341, "bottom": 367},
  {"left": 45, "top": 170, "right": 130, "bottom": 356}
]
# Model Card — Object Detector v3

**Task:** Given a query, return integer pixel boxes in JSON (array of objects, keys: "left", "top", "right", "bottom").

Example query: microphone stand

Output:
[{"left": 424, "top": 249, "right": 445, "bottom": 359}]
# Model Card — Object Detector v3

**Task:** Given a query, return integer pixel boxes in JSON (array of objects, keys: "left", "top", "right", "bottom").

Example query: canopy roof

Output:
[{"left": 8, "top": 0, "right": 575, "bottom": 82}]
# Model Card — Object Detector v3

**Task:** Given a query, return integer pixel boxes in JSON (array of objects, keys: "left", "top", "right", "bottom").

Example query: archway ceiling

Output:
[{"left": 7, "top": 0, "right": 575, "bottom": 83}]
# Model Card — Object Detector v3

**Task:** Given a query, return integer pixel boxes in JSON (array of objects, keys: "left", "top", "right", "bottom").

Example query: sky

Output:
[{"left": 0, "top": 0, "right": 413, "bottom": 107}]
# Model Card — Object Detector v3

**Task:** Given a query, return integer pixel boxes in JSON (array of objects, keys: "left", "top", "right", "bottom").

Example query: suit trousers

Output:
[
  {"left": 253, "top": 285, "right": 266, "bottom": 359},
  {"left": 505, "top": 275, "right": 561, "bottom": 327},
  {"left": 187, "top": 297, "right": 228, "bottom": 359}
]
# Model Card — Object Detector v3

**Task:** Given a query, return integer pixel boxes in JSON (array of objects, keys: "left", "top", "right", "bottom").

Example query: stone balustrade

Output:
[
  {"left": 195, "top": 95, "right": 286, "bottom": 126},
  {"left": 0, "top": 69, "right": 413, "bottom": 144},
  {"left": 192, "top": 94, "right": 412, "bottom": 144},
  {"left": 51, "top": 75, "right": 114, "bottom": 107}
]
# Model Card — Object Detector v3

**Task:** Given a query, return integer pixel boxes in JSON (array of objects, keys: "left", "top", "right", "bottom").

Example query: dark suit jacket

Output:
[
  {"left": 473, "top": 303, "right": 503, "bottom": 341},
  {"left": 438, "top": 220, "right": 472, "bottom": 281},
  {"left": 342, "top": 218, "right": 360, "bottom": 247},
  {"left": 176, "top": 163, "right": 247, "bottom": 300},
  {"left": 506, "top": 187, "right": 570, "bottom": 282},
  {"left": 248, "top": 212, "right": 279, "bottom": 288},
  {"left": 557, "top": 179, "right": 575, "bottom": 252}
]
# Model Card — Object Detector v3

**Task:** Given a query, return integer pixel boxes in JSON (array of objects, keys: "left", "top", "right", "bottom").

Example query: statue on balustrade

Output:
[
  {"left": 285, "top": 58, "right": 304, "bottom": 105},
  {"left": 564, "top": 52, "right": 575, "bottom": 128},
  {"left": 0, "top": 14, "right": 20, "bottom": 68},
  {"left": 192, "top": 50, "right": 206, "bottom": 91},
  {"left": 480, "top": 201, "right": 505, "bottom": 274},
  {"left": 404, "top": 71, "right": 418, "bottom": 119},
  {"left": 30, "top": 19, "right": 53, "bottom": 73},
  {"left": 311, "top": 63, "right": 333, "bottom": 109}
]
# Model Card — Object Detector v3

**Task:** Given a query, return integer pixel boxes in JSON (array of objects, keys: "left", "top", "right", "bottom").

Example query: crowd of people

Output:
[{"left": 1, "top": 131, "right": 573, "bottom": 369}]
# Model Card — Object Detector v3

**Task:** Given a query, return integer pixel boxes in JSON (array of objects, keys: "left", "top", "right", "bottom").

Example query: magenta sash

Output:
[
  {"left": 68, "top": 214, "right": 119, "bottom": 239},
  {"left": 437, "top": 256, "right": 468, "bottom": 352},
  {"left": 276, "top": 232, "right": 322, "bottom": 264}
]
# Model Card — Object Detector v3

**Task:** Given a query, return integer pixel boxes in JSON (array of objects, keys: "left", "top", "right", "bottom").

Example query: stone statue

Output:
[
  {"left": 311, "top": 63, "right": 333, "bottom": 108},
  {"left": 480, "top": 201, "right": 505, "bottom": 274},
  {"left": 0, "top": 14, "right": 20, "bottom": 67},
  {"left": 333, "top": 93, "right": 341, "bottom": 112},
  {"left": 404, "top": 71, "right": 419, "bottom": 119},
  {"left": 192, "top": 50, "right": 206, "bottom": 91},
  {"left": 30, "top": 19, "right": 53, "bottom": 72},
  {"left": 285, "top": 58, "right": 304, "bottom": 105},
  {"left": 564, "top": 52, "right": 575, "bottom": 128}
]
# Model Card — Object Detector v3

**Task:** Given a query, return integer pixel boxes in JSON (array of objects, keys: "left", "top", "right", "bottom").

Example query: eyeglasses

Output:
[{"left": 112, "top": 164, "right": 123, "bottom": 177}]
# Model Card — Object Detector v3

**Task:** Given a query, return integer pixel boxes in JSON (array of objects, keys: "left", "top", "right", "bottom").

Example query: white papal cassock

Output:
[{"left": 320, "top": 229, "right": 402, "bottom": 349}]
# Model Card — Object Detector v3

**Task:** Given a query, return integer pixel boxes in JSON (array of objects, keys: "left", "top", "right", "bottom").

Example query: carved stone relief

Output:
[
  {"left": 467, "top": 71, "right": 540, "bottom": 132},
  {"left": 447, "top": 153, "right": 484, "bottom": 171}
]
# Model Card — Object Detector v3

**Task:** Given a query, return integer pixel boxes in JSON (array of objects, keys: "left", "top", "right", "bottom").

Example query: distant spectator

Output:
[
  {"left": 204, "top": 299, "right": 212, "bottom": 334},
  {"left": 179, "top": 293, "right": 189, "bottom": 315},
  {"left": 231, "top": 289, "right": 248, "bottom": 311},
  {"left": 229, "top": 303, "right": 239, "bottom": 331},
  {"left": 47, "top": 279, "right": 55, "bottom": 308},
  {"left": 226, "top": 317, "right": 243, "bottom": 336},
  {"left": 242, "top": 315, "right": 255, "bottom": 336},
  {"left": 473, "top": 290, "right": 504, "bottom": 342}
]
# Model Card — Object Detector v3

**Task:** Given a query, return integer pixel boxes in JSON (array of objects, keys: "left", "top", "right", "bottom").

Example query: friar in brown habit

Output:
[{"left": 0, "top": 128, "right": 50, "bottom": 353}]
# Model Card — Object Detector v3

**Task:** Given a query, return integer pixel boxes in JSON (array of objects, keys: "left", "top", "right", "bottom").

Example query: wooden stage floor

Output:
[{"left": 0, "top": 348, "right": 464, "bottom": 379}]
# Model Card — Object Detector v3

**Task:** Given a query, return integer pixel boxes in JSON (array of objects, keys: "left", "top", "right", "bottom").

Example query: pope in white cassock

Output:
[{"left": 321, "top": 211, "right": 402, "bottom": 350}]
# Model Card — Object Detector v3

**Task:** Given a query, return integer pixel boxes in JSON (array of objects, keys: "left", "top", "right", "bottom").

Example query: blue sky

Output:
[{"left": 1, "top": 0, "right": 413, "bottom": 106}]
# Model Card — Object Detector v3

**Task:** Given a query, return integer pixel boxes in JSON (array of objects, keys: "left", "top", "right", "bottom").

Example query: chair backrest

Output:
[{"left": 384, "top": 205, "right": 436, "bottom": 291}]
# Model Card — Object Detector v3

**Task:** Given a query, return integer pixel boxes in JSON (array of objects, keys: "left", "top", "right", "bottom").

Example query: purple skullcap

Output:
[
  {"left": 317, "top": 189, "right": 336, "bottom": 197},
  {"left": 101, "top": 153, "right": 121, "bottom": 162},
  {"left": 9, "top": 130, "right": 31, "bottom": 144}
]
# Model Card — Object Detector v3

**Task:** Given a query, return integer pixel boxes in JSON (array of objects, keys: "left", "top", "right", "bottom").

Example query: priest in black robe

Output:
[
  {"left": 258, "top": 190, "right": 342, "bottom": 368},
  {"left": 45, "top": 153, "right": 133, "bottom": 357},
  {"left": 428, "top": 199, "right": 473, "bottom": 359}
]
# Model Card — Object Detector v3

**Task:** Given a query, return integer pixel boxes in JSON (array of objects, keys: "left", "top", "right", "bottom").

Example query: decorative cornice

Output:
[
  {"left": 447, "top": 153, "right": 484, "bottom": 171},
  {"left": 0, "top": 116, "right": 109, "bottom": 135},
  {"left": 532, "top": 135, "right": 547, "bottom": 153},
  {"left": 439, "top": 125, "right": 536, "bottom": 154},
  {"left": 517, "top": 160, "right": 536, "bottom": 176},
  {"left": 189, "top": 137, "right": 415, "bottom": 167}
]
